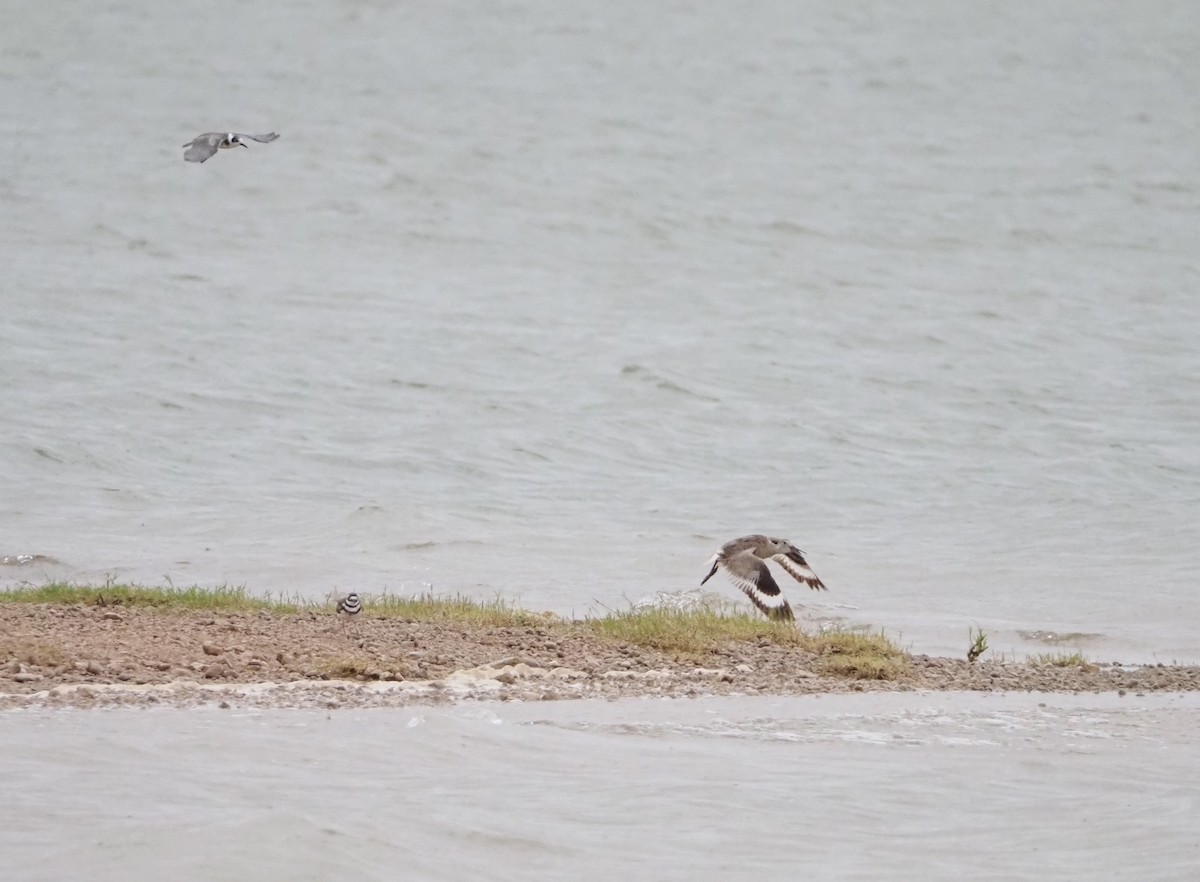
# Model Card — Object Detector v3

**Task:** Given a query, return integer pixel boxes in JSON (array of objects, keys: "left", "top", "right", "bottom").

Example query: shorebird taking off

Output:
[
  {"left": 701, "top": 535, "right": 827, "bottom": 622},
  {"left": 181, "top": 131, "right": 280, "bottom": 163}
]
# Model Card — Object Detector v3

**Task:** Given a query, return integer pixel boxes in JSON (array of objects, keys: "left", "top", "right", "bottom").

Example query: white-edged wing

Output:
[
  {"left": 236, "top": 132, "right": 280, "bottom": 144},
  {"left": 720, "top": 552, "right": 795, "bottom": 621},
  {"left": 771, "top": 550, "right": 826, "bottom": 591}
]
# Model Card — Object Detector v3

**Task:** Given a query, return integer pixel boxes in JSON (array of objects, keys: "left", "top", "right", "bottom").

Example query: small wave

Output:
[
  {"left": 619, "top": 365, "right": 719, "bottom": 401},
  {"left": 346, "top": 504, "right": 387, "bottom": 519},
  {"left": 0, "top": 554, "right": 60, "bottom": 567},
  {"left": 1018, "top": 630, "right": 1104, "bottom": 646},
  {"left": 761, "top": 219, "right": 826, "bottom": 237},
  {"left": 630, "top": 588, "right": 732, "bottom": 614}
]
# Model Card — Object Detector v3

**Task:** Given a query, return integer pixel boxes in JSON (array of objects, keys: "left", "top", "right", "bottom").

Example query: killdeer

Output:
[{"left": 335, "top": 592, "right": 362, "bottom": 631}]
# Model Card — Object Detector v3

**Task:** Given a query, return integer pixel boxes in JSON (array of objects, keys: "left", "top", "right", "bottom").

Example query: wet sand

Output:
[{"left": 3, "top": 603, "right": 1199, "bottom": 709}]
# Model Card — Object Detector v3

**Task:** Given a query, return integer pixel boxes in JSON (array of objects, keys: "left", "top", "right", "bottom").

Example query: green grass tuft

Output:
[
  {"left": 967, "top": 626, "right": 989, "bottom": 663},
  {"left": 812, "top": 629, "right": 910, "bottom": 680},
  {"left": 586, "top": 606, "right": 908, "bottom": 679},
  {"left": 1029, "top": 651, "right": 1089, "bottom": 667},
  {"left": 586, "top": 606, "right": 806, "bottom": 655},
  {"left": 0, "top": 581, "right": 309, "bottom": 612},
  {"left": 366, "top": 592, "right": 552, "bottom": 627}
]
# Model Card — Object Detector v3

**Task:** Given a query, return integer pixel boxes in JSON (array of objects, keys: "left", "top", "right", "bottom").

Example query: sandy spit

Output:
[{"left": 2, "top": 603, "right": 1199, "bottom": 710}]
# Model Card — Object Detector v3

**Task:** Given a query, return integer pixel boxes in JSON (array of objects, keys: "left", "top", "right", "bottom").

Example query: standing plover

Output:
[
  {"left": 336, "top": 592, "right": 362, "bottom": 621},
  {"left": 181, "top": 131, "right": 280, "bottom": 163},
  {"left": 701, "top": 535, "right": 827, "bottom": 621}
]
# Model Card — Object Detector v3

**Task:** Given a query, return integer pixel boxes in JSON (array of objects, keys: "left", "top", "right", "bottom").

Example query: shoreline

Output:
[{"left": 4, "top": 599, "right": 1200, "bottom": 710}]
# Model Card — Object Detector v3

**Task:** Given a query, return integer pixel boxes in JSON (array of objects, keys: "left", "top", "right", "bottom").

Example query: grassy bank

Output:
[
  {"left": 0, "top": 583, "right": 544, "bottom": 621},
  {"left": 0, "top": 582, "right": 910, "bottom": 680},
  {"left": 588, "top": 606, "right": 908, "bottom": 679},
  {"left": 1029, "top": 651, "right": 1091, "bottom": 668},
  {"left": 0, "top": 582, "right": 305, "bottom": 612}
]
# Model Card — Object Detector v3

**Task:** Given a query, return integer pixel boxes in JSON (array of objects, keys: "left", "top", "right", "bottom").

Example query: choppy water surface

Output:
[
  {"left": 2, "top": 6, "right": 1199, "bottom": 652},
  {"left": 3, "top": 693, "right": 1199, "bottom": 881}
]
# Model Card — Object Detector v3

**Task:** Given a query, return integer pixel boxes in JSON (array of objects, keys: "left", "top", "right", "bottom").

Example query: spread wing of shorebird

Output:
[
  {"left": 701, "top": 534, "right": 827, "bottom": 622},
  {"left": 182, "top": 131, "right": 281, "bottom": 163},
  {"left": 768, "top": 546, "right": 826, "bottom": 592}
]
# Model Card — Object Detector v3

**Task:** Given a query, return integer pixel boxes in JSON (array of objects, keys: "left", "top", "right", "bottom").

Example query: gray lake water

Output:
[
  {"left": 3, "top": 693, "right": 1200, "bottom": 881},
  {"left": 2, "top": 2, "right": 1199, "bottom": 876}
]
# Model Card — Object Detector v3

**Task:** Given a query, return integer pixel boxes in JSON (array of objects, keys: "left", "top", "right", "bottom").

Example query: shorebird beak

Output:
[
  {"left": 700, "top": 561, "right": 719, "bottom": 585},
  {"left": 238, "top": 142, "right": 248, "bottom": 148}
]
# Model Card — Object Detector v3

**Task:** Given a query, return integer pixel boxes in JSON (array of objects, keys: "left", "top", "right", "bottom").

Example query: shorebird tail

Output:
[
  {"left": 766, "top": 602, "right": 796, "bottom": 622},
  {"left": 739, "top": 585, "right": 795, "bottom": 622}
]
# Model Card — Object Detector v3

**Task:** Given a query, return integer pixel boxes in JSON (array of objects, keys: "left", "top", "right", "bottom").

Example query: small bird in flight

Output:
[
  {"left": 181, "top": 131, "right": 280, "bottom": 163},
  {"left": 701, "top": 534, "right": 827, "bottom": 622}
]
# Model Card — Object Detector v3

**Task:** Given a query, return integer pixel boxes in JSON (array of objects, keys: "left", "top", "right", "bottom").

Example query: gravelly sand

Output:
[{"left": 3, "top": 603, "right": 1199, "bottom": 709}]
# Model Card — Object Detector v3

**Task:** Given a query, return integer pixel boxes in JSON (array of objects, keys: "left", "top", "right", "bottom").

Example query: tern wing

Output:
[
  {"left": 236, "top": 132, "right": 280, "bottom": 144},
  {"left": 182, "top": 133, "right": 224, "bottom": 162},
  {"left": 183, "top": 142, "right": 219, "bottom": 162}
]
